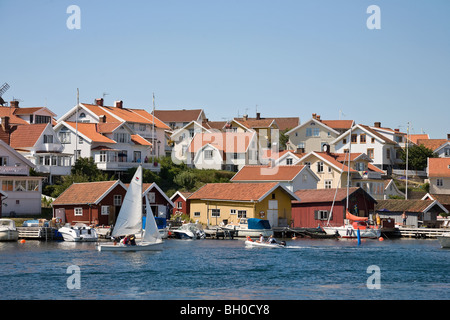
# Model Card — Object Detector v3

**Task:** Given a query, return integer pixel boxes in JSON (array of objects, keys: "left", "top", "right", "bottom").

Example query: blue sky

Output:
[{"left": 1, "top": 0, "right": 449, "bottom": 138}]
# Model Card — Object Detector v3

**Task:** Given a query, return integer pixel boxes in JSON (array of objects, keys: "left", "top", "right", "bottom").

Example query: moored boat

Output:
[
  {"left": 323, "top": 212, "right": 380, "bottom": 239},
  {"left": 221, "top": 218, "right": 273, "bottom": 237},
  {"left": 172, "top": 222, "right": 206, "bottom": 239},
  {"left": 0, "top": 219, "right": 19, "bottom": 241},
  {"left": 58, "top": 223, "right": 98, "bottom": 242}
]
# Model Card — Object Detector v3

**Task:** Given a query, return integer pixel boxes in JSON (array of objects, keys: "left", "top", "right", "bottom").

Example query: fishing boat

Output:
[
  {"left": 437, "top": 232, "right": 450, "bottom": 248},
  {"left": 0, "top": 219, "right": 19, "bottom": 241},
  {"left": 172, "top": 222, "right": 206, "bottom": 239},
  {"left": 221, "top": 218, "right": 273, "bottom": 237},
  {"left": 58, "top": 223, "right": 98, "bottom": 242},
  {"left": 97, "top": 166, "right": 163, "bottom": 252}
]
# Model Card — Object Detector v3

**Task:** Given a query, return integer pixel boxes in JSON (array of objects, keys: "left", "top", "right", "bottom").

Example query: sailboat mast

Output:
[{"left": 346, "top": 125, "right": 353, "bottom": 210}]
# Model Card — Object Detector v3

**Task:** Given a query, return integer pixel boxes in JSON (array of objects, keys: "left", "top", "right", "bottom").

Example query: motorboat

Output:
[
  {"left": 323, "top": 212, "right": 380, "bottom": 239},
  {"left": 244, "top": 236, "right": 287, "bottom": 248},
  {"left": 172, "top": 222, "right": 206, "bottom": 239},
  {"left": 437, "top": 232, "right": 450, "bottom": 248},
  {"left": 97, "top": 166, "right": 163, "bottom": 252},
  {"left": 221, "top": 218, "right": 273, "bottom": 237},
  {"left": 0, "top": 219, "right": 19, "bottom": 241},
  {"left": 58, "top": 223, "right": 98, "bottom": 242}
]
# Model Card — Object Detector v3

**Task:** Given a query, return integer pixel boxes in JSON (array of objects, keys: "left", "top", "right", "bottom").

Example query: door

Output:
[{"left": 267, "top": 200, "right": 278, "bottom": 227}]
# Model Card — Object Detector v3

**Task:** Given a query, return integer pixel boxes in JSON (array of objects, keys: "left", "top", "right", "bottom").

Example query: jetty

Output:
[
  {"left": 203, "top": 228, "right": 237, "bottom": 239},
  {"left": 17, "top": 226, "right": 58, "bottom": 240},
  {"left": 397, "top": 227, "right": 448, "bottom": 239}
]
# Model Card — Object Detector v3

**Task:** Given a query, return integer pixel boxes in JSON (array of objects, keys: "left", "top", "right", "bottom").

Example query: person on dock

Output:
[{"left": 402, "top": 211, "right": 407, "bottom": 226}]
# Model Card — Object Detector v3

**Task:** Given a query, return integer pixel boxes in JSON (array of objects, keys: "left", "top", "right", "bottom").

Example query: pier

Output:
[
  {"left": 397, "top": 227, "right": 448, "bottom": 239},
  {"left": 17, "top": 227, "right": 57, "bottom": 240}
]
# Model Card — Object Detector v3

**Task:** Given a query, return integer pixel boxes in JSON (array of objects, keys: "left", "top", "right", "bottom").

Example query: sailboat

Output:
[
  {"left": 97, "top": 166, "right": 163, "bottom": 251},
  {"left": 322, "top": 129, "right": 380, "bottom": 239}
]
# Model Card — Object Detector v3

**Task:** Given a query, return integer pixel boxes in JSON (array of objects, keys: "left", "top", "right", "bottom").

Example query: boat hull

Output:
[
  {"left": 0, "top": 230, "right": 19, "bottom": 241},
  {"left": 323, "top": 226, "right": 380, "bottom": 239},
  {"left": 59, "top": 227, "right": 98, "bottom": 242},
  {"left": 245, "top": 240, "right": 285, "bottom": 248},
  {"left": 97, "top": 240, "right": 163, "bottom": 252},
  {"left": 437, "top": 234, "right": 450, "bottom": 248}
]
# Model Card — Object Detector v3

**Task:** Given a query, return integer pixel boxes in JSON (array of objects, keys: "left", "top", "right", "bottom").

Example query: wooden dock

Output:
[
  {"left": 17, "top": 227, "right": 58, "bottom": 240},
  {"left": 397, "top": 227, "right": 448, "bottom": 239},
  {"left": 203, "top": 228, "right": 237, "bottom": 239}
]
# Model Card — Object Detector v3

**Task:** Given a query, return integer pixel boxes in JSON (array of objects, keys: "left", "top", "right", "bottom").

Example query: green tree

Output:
[{"left": 398, "top": 144, "right": 438, "bottom": 170}]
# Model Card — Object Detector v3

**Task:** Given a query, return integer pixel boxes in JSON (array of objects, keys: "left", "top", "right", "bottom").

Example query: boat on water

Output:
[
  {"left": 0, "top": 219, "right": 19, "bottom": 241},
  {"left": 323, "top": 211, "right": 380, "bottom": 239},
  {"left": 172, "top": 222, "right": 206, "bottom": 239},
  {"left": 437, "top": 232, "right": 450, "bottom": 248},
  {"left": 97, "top": 166, "right": 163, "bottom": 252},
  {"left": 58, "top": 223, "right": 98, "bottom": 242},
  {"left": 244, "top": 236, "right": 287, "bottom": 248},
  {"left": 221, "top": 218, "right": 273, "bottom": 237}
]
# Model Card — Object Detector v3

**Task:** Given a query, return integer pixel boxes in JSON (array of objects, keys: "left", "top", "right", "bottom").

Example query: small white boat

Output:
[
  {"left": 222, "top": 218, "right": 273, "bottom": 237},
  {"left": 97, "top": 166, "right": 163, "bottom": 252},
  {"left": 323, "top": 212, "right": 380, "bottom": 239},
  {"left": 0, "top": 219, "right": 19, "bottom": 241},
  {"left": 172, "top": 223, "right": 206, "bottom": 239},
  {"left": 244, "top": 237, "right": 287, "bottom": 249},
  {"left": 437, "top": 232, "right": 450, "bottom": 248},
  {"left": 58, "top": 223, "right": 98, "bottom": 242}
]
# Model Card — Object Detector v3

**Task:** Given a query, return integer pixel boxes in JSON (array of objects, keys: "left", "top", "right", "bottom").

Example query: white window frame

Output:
[
  {"left": 101, "top": 206, "right": 110, "bottom": 216},
  {"left": 114, "top": 195, "right": 122, "bottom": 206},
  {"left": 74, "top": 207, "right": 83, "bottom": 216}
]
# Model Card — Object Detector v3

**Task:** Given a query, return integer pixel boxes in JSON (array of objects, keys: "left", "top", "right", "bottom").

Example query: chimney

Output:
[
  {"left": 243, "top": 114, "right": 248, "bottom": 121},
  {"left": 1, "top": 116, "right": 10, "bottom": 133},
  {"left": 95, "top": 98, "right": 104, "bottom": 106},
  {"left": 256, "top": 112, "right": 261, "bottom": 120},
  {"left": 374, "top": 122, "right": 381, "bottom": 128},
  {"left": 312, "top": 113, "right": 317, "bottom": 119},
  {"left": 394, "top": 129, "right": 399, "bottom": 132},
  {"left": 10, "top": 100, "right": 19, "bottom": 108},
  {"left": 447, "top": 134, "right": 450, "bottom": 140},
  {"left": 114, "top": 100, "right": 123, "bottom": 109},
  {"left": 99, "top": 115, "right": 107, "bottom": 123},
  {"left": 316, "top": 115, "right": 321, "bottom": 121}
]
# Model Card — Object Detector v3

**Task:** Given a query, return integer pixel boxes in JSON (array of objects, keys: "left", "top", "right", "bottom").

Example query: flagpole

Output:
[
  {"left": 75, "top": 88, "right": 79, "bottom": 162},
  {"left": 152, "top": 93, "right": 155, "bottom": 161}
]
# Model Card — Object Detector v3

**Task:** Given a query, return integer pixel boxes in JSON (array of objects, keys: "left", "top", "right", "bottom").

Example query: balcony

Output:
[
  {"left": 0, "top": 166, "right": 29, "bottom": 176},
  {"left": 94, "top": 159, "right": 160, "bottom": 172}
]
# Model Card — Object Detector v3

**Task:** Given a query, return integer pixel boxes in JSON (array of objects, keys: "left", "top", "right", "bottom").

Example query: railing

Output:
[
  {"left": 95, "top": 161, "right": 160, "bottom": 172},
  {"left": 0, "top": 166, "right": 29, "bottom": 175}
]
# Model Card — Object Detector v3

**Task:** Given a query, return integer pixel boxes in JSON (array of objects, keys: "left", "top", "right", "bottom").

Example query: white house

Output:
[
  {"left": 187, "top": 131, "right": 259, "bottom": 172},
  {"left": 427, "top": 157, "right": 450, "bottom": 195},
  {"left": 55, "top": 99, "right": 170, "bottom": 172},
  {"left": 230, "top": 165, "right": 319, "bottom": 192},
  {"left": 0, "top": 139, "right": 43, "bottom": 216},
  {"left": 169, "top": 120, "right": 211, "bottom": 163}
]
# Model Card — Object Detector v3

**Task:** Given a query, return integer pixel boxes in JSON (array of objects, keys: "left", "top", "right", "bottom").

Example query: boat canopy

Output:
[
  {"left": 247, "top": 218, "right": 271, "bottom": 230},
  {"left": 143, "top": 216, "right": 167, "bottom": 230}
]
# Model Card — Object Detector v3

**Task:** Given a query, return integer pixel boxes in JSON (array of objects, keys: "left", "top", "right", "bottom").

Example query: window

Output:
[
  {"left": 233, "top": 153, "right": 238, "bottom": 160},
  {"left": 367, "top": 148, "right": 374, "bottom": 159},
  {"left": 386, "top": 149, "right": 391, "bottom": 159},
  {"left": 371, "top": 138, "right": 375, "bottom": 143},
  {"left": 304, "top": 161, "right": 311, "bottom": 168},
  {"left": 2, "top": 180, "right": 13, "bottom": 192},
  {"left": 34, "top": 115, "right": 51, "bottom": 124},
  {"left": 43, "top": 135, "right": 53, "bottom": 144},
  {"left": 99, "top": 151, "right": 107, "bottom": 162},
  {"left": 360, "top": 134, "right": 366, "bottom": 143},
  {"left": 177, "top": 201, "right": 183, "bottom": 209},
  {"left": 15, "top": 180, "right": 26, "bottom": 191},
  {"left": 351, "top": 134, "right": 357, "bottom": 143},
  {"left": 445, "top": 148, "right": 450, "bottom": 156},
  {"left": 79, "top": 137, "right": 84, "bottom": 144},
  {"left": 306, "top": 128, "right": 312, "bottom": 137},
  {"left": 205, "top": 150, "right": 213, "bottom": 159},
  {"left": 324, "top": 180, "right": 332, "bottom": 189},
  {"left": 297, "top": 142, "right": 305, "bottom": 149},
  {"left": 101, "top": 206, "right": 110, "bottom": 215},
  {"left": 230, "top": 209, "right": 236, "bottom": 215},
  {"left": 139, "top": 124, "right": 146, "bottom": 131},
  {"left": 238, "top": 210, "right": 247, "bottom": 218},
  {"left": 0, "top": 156, "right": 8, "bottom": 166},
  {"left": 211, "top": 209, "right": 220, "bottom": 217},
  {"left": 315, "top": 210, "right": 329, "bottom": 220},
  {"left": 27, "top": 180, "right": 39, "bottom": 191},
  {"left": 114, "top": 195, "right": 122, "bottom": 206},
  {"left": 114, "top": 133, "right": 130, "bottom": 143},
  {"left": 194, "top": 211, "right": 201, "bottom": 217},
  {"left": 355, "top": 162, "right": 365, "bottom": 171},
  {"left": 343, "top": 138, "right": 347, "bottom": 144},
  {"left": 286, "top": 158, "right": 293, "bottom": 165},
  {"left": 148, "top": 192, "right": 155, "bottom": 203},
  {"left": 437, "top": 178, "right": 443, "bottom": 187},
  {"left": 313, "top": 128, "right": 320, "bottom": 137},
  {"left": 189, "top": 129, "right": 195, "bottom": 138},
  {"left": 59, "top": 130, "right": 71, "bottom": 144},
  {"left": 302, "top": 174, "right": 308, "bottom": 182},
  {"left": 317, "top": 161, "right": 324, "bottom": 173},
  {"left": 74, "top": 207, "right": 83, "bottom": 216}
]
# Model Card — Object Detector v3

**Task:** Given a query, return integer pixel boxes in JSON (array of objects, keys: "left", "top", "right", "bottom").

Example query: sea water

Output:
[{"left": 0, "top": 238, "right": 449, "bottom": 300}]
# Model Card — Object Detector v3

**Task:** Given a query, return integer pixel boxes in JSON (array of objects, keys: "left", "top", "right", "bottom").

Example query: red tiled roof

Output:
[
  {"left": 189, "top": 182, "right": 289, "bottom": 202},
  {"left": 231, "top": 165, "right": 306, "bottom": 181},
  {"left": 52, "top": 180, "right": 121, "bottom": 205},
  {"left": 64, "top": 122, "right": 116, "bottom": 144},
  {"left": 152, "top": 109, "right": 204, "bottom": 123},
  {"left": 131, "top": 134, "right": 152, "bottom": 146},
  {"left": 188, "top": 132, "right": 255, "bottom": 153},
  {"left": 409, "top": 134, "right": 430, "bottom": 144},
  {"left": 10, "top": 123, "right": 48, "bottom": 148},
  {"left": 417, "top": 139, "right": 448, "bottom": 151},
  {"left": 428, "top": 158, "right": 450, "bottom": 177},
  {"left": 320, "top": 120, "right": 353, "bottom": 130},
  {"left": 293, "top": 187, "right": 362, "bottom": 204}
]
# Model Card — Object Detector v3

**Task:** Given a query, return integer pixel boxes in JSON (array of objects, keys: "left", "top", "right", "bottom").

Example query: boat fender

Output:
[{"left": 55, "top": 217, "right": 62, "bottom": 224}]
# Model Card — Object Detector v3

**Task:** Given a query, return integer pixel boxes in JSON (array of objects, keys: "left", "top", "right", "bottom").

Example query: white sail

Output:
[
  {"left": 142, "top": 194, "right": 161, "bottom": 243},
  {"left": 111, "top": 166, "right": 143, "bottom": 237}
]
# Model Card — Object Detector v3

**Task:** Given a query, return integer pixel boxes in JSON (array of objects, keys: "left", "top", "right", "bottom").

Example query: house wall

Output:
[
  {"left": 192, "top": 146, "right": 222, "bottom": 170},
  {"left": 0, "top": 177, "right": 42, "bottom": 216},
  {"left": 429, "top": 177, "right": 450, "bottom": 195},
  {"left": 299, "top": 155, "right": 349, "bottom": 190},
  {"left": 287, "top": 119, "right": 339, "bottom": 153},
  {"left": 172, "top": 194, "right": 190, "bottom": 217},
  {"left": 189, "top": 199, "right": 256, "bottom": 226},
  {"left": 292, "top": 202, "right": 345, "bottom": 228},
  {"left": 255, "top": 187, "right": 293, "bottom": 227}
]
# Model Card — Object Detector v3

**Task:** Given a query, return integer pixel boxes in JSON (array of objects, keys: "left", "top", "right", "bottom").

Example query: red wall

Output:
[{"left": 171, "top": 194, "right": 190, "bottom": 217}]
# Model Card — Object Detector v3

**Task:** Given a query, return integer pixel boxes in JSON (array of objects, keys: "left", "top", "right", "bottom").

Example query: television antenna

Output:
[{"left": 0, "top": 83, "right": 10, "bottom": 106}]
